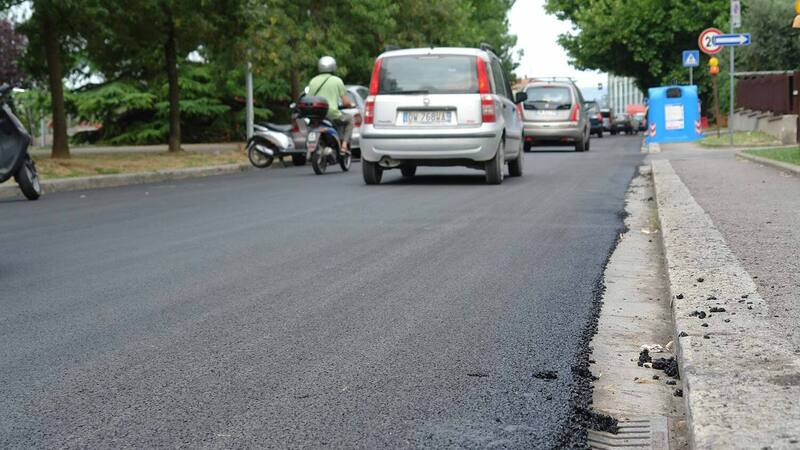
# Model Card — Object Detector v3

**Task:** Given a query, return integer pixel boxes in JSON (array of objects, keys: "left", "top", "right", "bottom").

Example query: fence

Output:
[{"left": 736, "top": 71, "right": 799, "bottom": 115}]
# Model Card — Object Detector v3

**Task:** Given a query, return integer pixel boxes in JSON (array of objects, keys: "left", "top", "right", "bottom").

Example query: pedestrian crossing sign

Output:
[{"left": 683, "top": 50, "right": 700, "bottom": 68}]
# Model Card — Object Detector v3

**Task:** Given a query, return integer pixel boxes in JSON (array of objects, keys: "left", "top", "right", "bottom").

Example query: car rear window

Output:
[
  {"left": 601, "top": 111, "right": 611, "bottom": 118},
  {"left": 524, "top": 86, "right": 572, "bottom": 110},
  {"left": 378, "top": 55, "right": 478, "bottom": 95}
]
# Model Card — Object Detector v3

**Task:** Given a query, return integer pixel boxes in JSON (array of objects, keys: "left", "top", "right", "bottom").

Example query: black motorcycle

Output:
[{"left": 0, "top": 84, "right": 41, "bottom": 200}]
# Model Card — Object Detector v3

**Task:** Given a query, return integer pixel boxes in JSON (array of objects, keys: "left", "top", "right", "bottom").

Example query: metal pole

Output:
[
  {"left": 729, "top": 9, "right": 735, "bottom": 147},
  {"left": 690, "top": 67, "right": 693, "bottom": 85},
  {"left": 40, "top": 112, "right": 46, "bottom": 147},
  {"left": 246, "top": 61, "right": 254, "bottom": 140}
]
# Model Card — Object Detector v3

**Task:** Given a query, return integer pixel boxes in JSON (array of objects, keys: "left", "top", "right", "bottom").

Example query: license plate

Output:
[
  {"left": 403, "top": 111, "right": 452, "bottom": 125},
  {"left": 535, "top": 110, "right": 559, "bottom": 117}
]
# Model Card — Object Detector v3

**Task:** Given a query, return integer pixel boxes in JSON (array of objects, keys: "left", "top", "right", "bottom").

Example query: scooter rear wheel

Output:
[
  {"left": 15, "top": 156, "right": 41, "bottom": 200},
  {"left": 248, "top": 144, "right": 274, "bottom": 168}
]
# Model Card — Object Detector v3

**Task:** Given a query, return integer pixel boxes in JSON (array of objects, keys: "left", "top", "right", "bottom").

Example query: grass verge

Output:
[
  {"left": 30, "top": 150, "right": 247, "bottom": 180},
  {"left": 744, "top": 147, "right": 800, "bottom": 166},
  {"left": 699, "top": 130, "right": 780, "bottom": 147}
]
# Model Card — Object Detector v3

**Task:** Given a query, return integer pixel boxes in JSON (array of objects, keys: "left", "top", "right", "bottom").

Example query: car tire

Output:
[
  {"left": 508, "top": 148, "right": 523, "bottom": 177},
  {"left": 485, "top": 141, "right": 504, "bottom": 185},
  {"left": 362, "top": 160, "right": 383, "bottom": 185},
  {"left": 523, "top": 142, "right": 531, "bottom": 153},
  {"left": 401, "top": 166, "right": 416, "bottom": 177},
  {"left": 584, "top": 137, "right": 591, "bottom": 152},
  {"left": 292, "top": 154, "right": 307, "bottom": 166},
  {"left": 574, "top": 138, "right": 585, "bottom": 152},
  {"left": 597, "top": 130, "right": 603, "bottom": 138}
]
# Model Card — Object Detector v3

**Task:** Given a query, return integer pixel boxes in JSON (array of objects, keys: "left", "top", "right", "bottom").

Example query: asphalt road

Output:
[{"left": 1, "top": 136, "right": 644, "bottom": 448}]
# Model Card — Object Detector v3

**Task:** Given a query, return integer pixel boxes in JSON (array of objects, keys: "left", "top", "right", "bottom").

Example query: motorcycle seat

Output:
[{"left": 259, "top": 122, "right": 293, "bottom": 133}]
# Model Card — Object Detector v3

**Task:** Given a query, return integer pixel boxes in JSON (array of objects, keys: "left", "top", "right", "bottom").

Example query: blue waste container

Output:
[{"left": 646, "top": 85, "right": 703, "bottom": 143}]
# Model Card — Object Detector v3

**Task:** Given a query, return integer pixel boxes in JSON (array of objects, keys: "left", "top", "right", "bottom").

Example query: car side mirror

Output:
[{"left": 515, "top": 92, "right": 528, "bottom": 104}]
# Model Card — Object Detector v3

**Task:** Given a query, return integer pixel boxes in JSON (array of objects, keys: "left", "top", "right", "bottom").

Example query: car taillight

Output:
[
  {"left": 481, "top": 95, "right": 496, "bottom": 123},
  {"left": 570, "top": 103, "right": 580, "bottom": 122},
  {"left": 368, "top": 58, "right": 382, "bottom": 96},
  {"left": 516, "top": 103, "right": 523, "bottom": 120},
  {"left": 476, "top": 57, "right": 490, "bottom": 94},
  {"left": 292, "top": 118, "right": 300, "bottom": 133},
  {"left": 354, "top": 112, "right": 362, "bottom": 127},
  {"left": 364, "top": 96, "right": 375, "bottom": 125}
]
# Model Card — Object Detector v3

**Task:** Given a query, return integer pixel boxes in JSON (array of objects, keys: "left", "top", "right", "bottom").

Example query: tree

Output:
[
  {"left": 738, "top": 0, "right": 800, "bottom": 71},
  {"left": 545, "top": 0, "right": 728, "bottom": 90},
  {"left": 9, "top": 0, "right": 91, "bottom": 158},
  {"left": 0, "top": 18, "right": 26, "bottom": 85},
  {"left": 84, "top": 0, "right": 233, "bottom": 152}
]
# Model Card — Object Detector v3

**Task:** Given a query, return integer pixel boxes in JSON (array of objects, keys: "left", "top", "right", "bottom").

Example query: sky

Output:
[{"left": 508, "top": 0, "right": 607, "bottom": 97}]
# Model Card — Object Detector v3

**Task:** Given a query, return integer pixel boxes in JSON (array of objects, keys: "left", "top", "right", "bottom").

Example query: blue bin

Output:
[{"left": 646, "top": 85, "right": 703, "bottom": 143}]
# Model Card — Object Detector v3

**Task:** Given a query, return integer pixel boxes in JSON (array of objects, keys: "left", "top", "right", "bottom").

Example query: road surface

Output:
[{"left": 1, "top": 136, "right": 643, "bottom": 448}]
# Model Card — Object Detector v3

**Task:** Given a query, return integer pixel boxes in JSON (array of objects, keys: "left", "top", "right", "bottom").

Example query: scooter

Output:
[
  {"left": 0, "top": 84, "right": 42, "bottom": 200},
  {"left": 296, "top": 95, "right": 350, "bottom": 175},
  {"left": 246, "top": 112, "right": 308, "bottom": 169}
]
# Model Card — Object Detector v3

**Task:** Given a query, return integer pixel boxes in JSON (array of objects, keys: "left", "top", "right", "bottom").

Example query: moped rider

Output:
[{"left": 306, "top": 56, "right": 355, "bottom": 154}]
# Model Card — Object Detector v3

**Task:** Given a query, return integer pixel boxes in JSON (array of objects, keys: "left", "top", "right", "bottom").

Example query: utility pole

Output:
[
  {"left": 246, "top": 60, "right": 254, "bottom": 140},
  {"left": 729, "top": 0, "right": 739, "bottom": 147}
]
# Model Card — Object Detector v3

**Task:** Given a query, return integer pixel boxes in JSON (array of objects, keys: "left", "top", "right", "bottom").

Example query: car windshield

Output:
[
  {"left": 378, "top": 55, "right": 478, "bottom": 95},
  {"left": 524, "top": 86, "right": 572, "bottom": 110}
]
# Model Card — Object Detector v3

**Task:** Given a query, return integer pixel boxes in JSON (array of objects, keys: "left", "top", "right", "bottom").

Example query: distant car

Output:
[
  {"left": 600, "top": 108, "right": 616, "bottom": 134},
  {"left": 614, "top": 112, "right": 633, "bottom": 135},
  {"left": 633, "top": 112, "right": 647, "bottom": 132},
  {"left": 520, "top": 78, "right": 591, "bottom": 152},
  {"left": 359, "top": 45, "right": 526, "bottom": 185},
  {"left": 343, "top": 85, "right": 367, "bottom": 158},
  {"left": 585, "top": 101, "right": 603, "bottom": 138}
]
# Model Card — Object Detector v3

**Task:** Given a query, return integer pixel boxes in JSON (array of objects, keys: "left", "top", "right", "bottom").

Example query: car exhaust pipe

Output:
[{"left": 379, "top": 156, "right": 401, "bottom": 168}]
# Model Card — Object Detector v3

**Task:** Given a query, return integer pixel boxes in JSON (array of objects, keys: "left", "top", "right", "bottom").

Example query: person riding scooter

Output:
[{"left": 306, "top": 56, "right": 355, "bottom": 154}]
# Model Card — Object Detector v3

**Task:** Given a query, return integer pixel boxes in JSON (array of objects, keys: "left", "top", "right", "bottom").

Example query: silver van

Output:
[
  {"left": 359, "top": 46, "right": 526, "bottom": 185},
  {"left": 520, "top": 79, "right": 590, "bottom": 152}
]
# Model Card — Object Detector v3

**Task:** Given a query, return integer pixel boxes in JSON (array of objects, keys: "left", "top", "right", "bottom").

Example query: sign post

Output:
[
  {"left": 683, "top": 50, "right": 700, "bottom": 85},
  {"left": 711, "top": 31, "right": 751, "bottom": 146}
]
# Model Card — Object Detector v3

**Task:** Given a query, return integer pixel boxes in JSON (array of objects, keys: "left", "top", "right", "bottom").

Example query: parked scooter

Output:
[
  {"left": 246, "top": 111, "right": 308, "bottom": 169},
  {"left": 0, "top": 84, "right": 42, "bottom": 200},
  {"left": 296, "top": 95, "right": 350, "bottom": 175}
]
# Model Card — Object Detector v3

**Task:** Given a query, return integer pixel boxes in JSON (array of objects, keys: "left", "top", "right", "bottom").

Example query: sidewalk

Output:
[
  {"left": 648, "top": 142, "right": 800, "bottom": 448},
  {"left": 30, "top": 142, "right": 242, "bottom": 156},
  {"left": 654, "top": 142, "right": 800, "bottom": 348}
]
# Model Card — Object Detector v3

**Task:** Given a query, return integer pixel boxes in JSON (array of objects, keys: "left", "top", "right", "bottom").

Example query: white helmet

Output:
[{"left": 318, "top": 56, "right": 337, "bottom": 73}]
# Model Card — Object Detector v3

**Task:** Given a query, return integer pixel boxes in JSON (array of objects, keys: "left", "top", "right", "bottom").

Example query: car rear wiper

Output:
[{"left": 385, "top": 90, "right": 430, "bottom": 95}]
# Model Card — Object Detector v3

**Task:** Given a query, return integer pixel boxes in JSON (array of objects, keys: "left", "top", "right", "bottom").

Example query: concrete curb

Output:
[
  {"left": 0, "top": 163, "right": 252, "bottom": 200},
  {"left": 651, "top": 160, "right": 800, "bottom": 449},
  {"left": 736, "top": 151, "right": 800, "bottom": 176}
]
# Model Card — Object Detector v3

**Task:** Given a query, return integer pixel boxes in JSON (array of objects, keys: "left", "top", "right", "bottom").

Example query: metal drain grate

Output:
[{"left": 588, "top": 417, "right": 669, "bottom": 450}]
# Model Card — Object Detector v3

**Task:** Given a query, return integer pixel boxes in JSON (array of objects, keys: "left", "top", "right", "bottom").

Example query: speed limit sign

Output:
[{"left": 699, "top": 28, "right": 723, "bottom": 55}]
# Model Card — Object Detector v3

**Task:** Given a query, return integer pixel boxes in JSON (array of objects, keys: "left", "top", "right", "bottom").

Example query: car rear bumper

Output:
[
  {"left": 523, "top": 121, "right": 584, "bottom": 140},
  {"left": 360, "top": 125, "right": 502, "bottom": 163}
]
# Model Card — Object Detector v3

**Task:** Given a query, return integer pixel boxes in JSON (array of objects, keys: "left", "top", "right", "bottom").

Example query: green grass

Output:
[
  {"left": 699, "top": 130, "right": 780, "bottom": 147},
  {"left": 744, "top": 147, "right": 800, "bottom": 166}
]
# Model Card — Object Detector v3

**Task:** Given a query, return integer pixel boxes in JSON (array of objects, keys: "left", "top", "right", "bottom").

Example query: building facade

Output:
[{"left": 607, "top": 74, "right": 644, "bottom": 113}]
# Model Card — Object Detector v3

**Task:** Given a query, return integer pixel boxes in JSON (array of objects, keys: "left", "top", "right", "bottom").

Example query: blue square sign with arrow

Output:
[{"left": 683, "top": 50, "right": 700, "bottom": 68}]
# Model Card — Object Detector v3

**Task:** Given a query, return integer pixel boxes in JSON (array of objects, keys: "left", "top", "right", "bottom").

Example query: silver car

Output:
[
  {"left": 521, "top": 79, "right": 590, "bottom": 152},
  {"left": 343, "top": 85, "right": 367, "bottom": 155},
  {"left": 359, "top": 46, "right": 526, "bottom": 185}
]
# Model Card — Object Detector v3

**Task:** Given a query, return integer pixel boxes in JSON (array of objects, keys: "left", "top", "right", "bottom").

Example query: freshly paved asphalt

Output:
[{"left": 1, "top": 136, "right": 643, "bottom": 448}]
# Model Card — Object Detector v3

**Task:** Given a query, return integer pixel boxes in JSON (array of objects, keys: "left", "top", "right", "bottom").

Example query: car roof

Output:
[
  {"left": 523, "top": 81, "right": 576, "bottom": 90},
  {"left": 378, "top": 47, "right": 493, "bottom": 60}
]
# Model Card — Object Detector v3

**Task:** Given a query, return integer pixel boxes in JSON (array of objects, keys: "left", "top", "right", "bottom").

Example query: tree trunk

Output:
[
  {"left": 42, "top": 12, "right": 69, "bottom": 159},
  {"left": 163, "top": 4, "right": 181, "bottom": 152}
]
